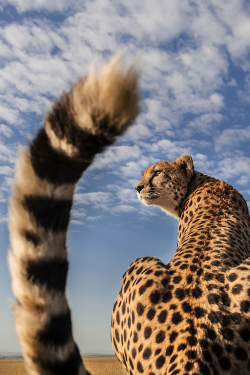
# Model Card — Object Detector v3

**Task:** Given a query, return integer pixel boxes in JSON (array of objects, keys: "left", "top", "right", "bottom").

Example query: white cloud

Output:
[
  {"left": 92, "top": 145, "right": 141, "bottom": 170},
  {"left": 215, "top": 126, "right": 250, "bottom": 152},
  {"left": 215, "top": 156, "right": 250, "bottom": 183},
  {"left": 124, "top": 123, "right": 152, "bottom": 141},
  {"left": 0, "top": 125, "right": 13, "bottom": 138},
  {"left": 0, "top": 166, "right": 14, "bottom": 176},
  {"left": 111, "top": 204, "right": 137, "bottom": 214},
  {"left": 86, "top": 216, "right": 101, "bottom": 221},
  {"left": 74, "top": 192, "right": 112, "bottom": 210},
  {"left": 2, "top": 0, "right": 83, "bottom": 13},
  {"left": 228, "top": 78, "right": 237, "bottom": 87}
]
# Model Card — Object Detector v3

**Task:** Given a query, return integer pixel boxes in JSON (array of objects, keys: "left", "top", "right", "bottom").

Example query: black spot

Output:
[
  {"left": 143, "top": 348, "right": 152, "bottom": 360},
  {"left": 144, "top": 327, "right": 152, "bottom": 339},
  {"left": 116, "top": 311, "right": 120, "bottom": 325},
  {"left": 132, "top": 311, "right": 135, "bottom": 324},
  {"left": 190, "top": 265, "right": 197, "bottom": 272},
  {"left": 137, "top": 322, "right": 141, "bottom": 331},
  {"left": 177, "top": 344, "right": 186, "bottom": 351},
  {"left": 129, "top": 358, "right": 134, "bottom": 369},
  {"left": 138, "top": 344, "right": 143, "bottom": 352},
  {"left": 172, "top": 312, "right": 183, "bottom": 325},
  {"left": 208, "top": 311, "right": 221, "bottom": 324},
  {"left": 203, "top": 351, "right": 212, "bottom": 362},
  {"left": 115, "top": 329, "right": 120, "bottom": 343},
  {"left": 136, "top": 266, "right": 143, "bottom": 275},
  {"left": 156, "top": 331, "right": 165, "bottom": 344},
  {"left": 186, "top": 336, "right": 197, "bottom": 346},
  {"left": 158, "top": 310, "right": 167, "bottom": 323},
  {"left": 180, "top": 264, "right": 188, "bottom": 270},
  {"left": 128, "top": 265, "right": 135, "bottom": 275},
  {"left": 194, "top": 307, "right": 205, "bottom": 318},
  {"left": 161, "top": 278, "right": 169, "bottom": 287},
  {"left": 128, "top": 316, "right": 131, "bottom": 328},
  {"left": 166, "top": 345, "right": 174, "bottom": 356},
  {"left": 124, "top": 280, "right": 130, "bottom": 293},
  {"left": 150, "top": 291, "right": 161, "bottom": 304},
  {"left": 147, "top": 309, "right": 156, "bottom": 320},
  {"left": 211, "top": 343, "right": 223, "bottom": 357},
  {"left": 136, "top": 303, "right": 144, "bottom": 316},
  {"left": 216, "top": 274, "right": 224, "bottom": 283},
  {"left": 132, "top": 290, "right": 136, "bottom": 301},
  {"left": 170, "top": 331, "right": 178, "bottom": 343},
  {"left": 206, "top": 329, "right": 217, "bottom": 341},
  {"left": 232, "top": 284, "right": 243, "bottom": 294},
  {"left": 200, "top": 340, "right": 208, "bottom": 349},
  {"left": 231, "top": 313, "right": 241, "bottom": 324},
  {"left": 133, "top": 332, "right": 138, "bottom": 343},
  {"left": 155, "top": 271, "right": 163, "bottom": 276},
  {"left": 156, "top": 355, "right": 165, "bottom": 369},
  {"left": 186, "top": 350, "right": 196, "bottom": 360},
  {"left": 240, "top": 328, "right": 250, "bottom": 342},
  {"left": 173, "top": 276, "right": 182, "bottom": 284},
  {"left": 219, "top": 357, "right": 231, "bottom": 371},
  {"left": 122, "top": 302, "right": 126, "bottom": 314},
  {"left": 222, "top": 328, "right": 234, "bottom": 341},
  {"left": 228, "top": 273, "right": 238, "bottom": 282},
  {"left": 162, "top": 291, "right": 172, "bottom": 303},
  {"left": 185, "top": 362, "right": 193, "bottom": 371},
  {"left": 192, "top": 287, "right": 202, "bottom": 299},
  {"left": 137, "top": 361, "right": 144, "bottom": 373},
  {"left": 132, "top": 348, "right": 136, "bottom": 359},
  {"left": 204, "top": 272, "right": 214, "bottom": 281},
  {"left": 186, "top": 275, "right": 193, "bottom": 284},
  {"left": 199, "top": 361, "right": 210, "bottom": 375},
  {"left": 221, "top": 293, "right": 231, "bottom": 307},
  {"left": 182, "top": 302, "right": 192, "bottom": 313},
  {"left": 241, "top": 300, "right": 250, "bottom": 312},
  {"left": 169, "top": 363, "right": 177, "bottom": 372},
  {"left": 170, "top": 354, "right": 177, "bottom": 364},
  {"left": 221, "top": 315, "right": 230, "bottom": 327},
  {"left": 175, "top": 288, "right": 185, "bottom": 300},
  {"left": 235, "top": 347, "right": 248, "bottom": 361},
  {"left": 207, "top": 294, "right": 219, "bottom": 304}
]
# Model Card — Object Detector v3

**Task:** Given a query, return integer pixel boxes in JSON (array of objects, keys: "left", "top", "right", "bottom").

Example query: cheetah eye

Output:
[{"left": 153, "top": 170, "right": 162, "bottom": 177}]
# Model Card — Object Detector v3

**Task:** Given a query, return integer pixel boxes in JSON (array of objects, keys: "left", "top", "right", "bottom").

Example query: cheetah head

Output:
[{"left": 135, "top": 154, "right": 194, "bottom": 218}]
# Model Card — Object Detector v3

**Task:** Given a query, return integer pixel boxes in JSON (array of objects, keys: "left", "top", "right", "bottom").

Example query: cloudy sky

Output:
[{"left": 0, "top": 0, "right": 250, "bottom": 355}]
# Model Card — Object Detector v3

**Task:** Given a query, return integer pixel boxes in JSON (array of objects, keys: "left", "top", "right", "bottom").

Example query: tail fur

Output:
[{"left": 8, "top": 52, "right": 140, "bottom": 375}]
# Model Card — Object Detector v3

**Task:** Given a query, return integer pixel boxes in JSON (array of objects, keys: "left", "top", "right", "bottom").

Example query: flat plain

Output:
[{"left": 0, "top": 356, "right": 127, "bottom": 375}]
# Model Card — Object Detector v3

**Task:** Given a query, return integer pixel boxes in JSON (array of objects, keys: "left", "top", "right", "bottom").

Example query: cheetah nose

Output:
[{"left": 135, "top": 185, "right": 144, "bottom": 193}]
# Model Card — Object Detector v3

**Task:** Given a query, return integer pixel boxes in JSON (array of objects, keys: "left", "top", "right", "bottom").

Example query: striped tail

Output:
[{"left": 8, "top": 52, "right": 140, "bottom": 375}]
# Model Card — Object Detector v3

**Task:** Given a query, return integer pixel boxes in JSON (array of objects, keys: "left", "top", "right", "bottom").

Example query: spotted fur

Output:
[
  {"left": 8, "top": 52, "right": 140, "bottom": 375},
  {"left": 111, "top": 154, "right": 250, "bottom": 375}
]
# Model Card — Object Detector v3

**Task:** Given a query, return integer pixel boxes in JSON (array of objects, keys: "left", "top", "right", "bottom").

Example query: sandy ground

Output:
[{"left": 0, "top": 356, "right": 127, "bottom": 375}]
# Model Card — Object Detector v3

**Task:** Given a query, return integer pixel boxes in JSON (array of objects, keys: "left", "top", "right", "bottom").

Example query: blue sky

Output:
[{"left": 0, "top": 0, "right": 250, "bottom": 355}]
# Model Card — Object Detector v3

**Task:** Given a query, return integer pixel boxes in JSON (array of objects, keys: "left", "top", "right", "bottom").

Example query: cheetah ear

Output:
[{"left": 175, "top": 154, "right": 194, "bottom": 179}]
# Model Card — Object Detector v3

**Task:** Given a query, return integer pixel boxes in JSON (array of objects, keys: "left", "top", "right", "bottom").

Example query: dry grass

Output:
[
  {"left": 0, "top": 356, "right": 127, "bottom": 375},
  {"left": 0, "top": 360, "right": 26, "bottom": 375}
]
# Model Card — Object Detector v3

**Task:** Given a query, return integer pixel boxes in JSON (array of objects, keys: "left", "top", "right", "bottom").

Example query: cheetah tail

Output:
[{"left": 8, "top": 52, "right": 140, "bottom": 375}]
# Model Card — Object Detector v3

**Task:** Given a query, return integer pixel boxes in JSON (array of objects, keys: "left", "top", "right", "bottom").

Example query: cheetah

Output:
[
  {"left": 8, "top": 53, "right": 140, "bottom": 375},
  {"left": 111, "top": 154, "right": 250, "bottom": 375}
]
